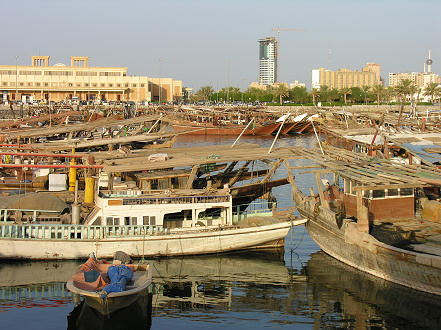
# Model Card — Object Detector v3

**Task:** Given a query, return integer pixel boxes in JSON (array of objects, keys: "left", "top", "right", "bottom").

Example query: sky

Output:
[{"left": 1, "top": 0, "right": 440, "bottom": 91}]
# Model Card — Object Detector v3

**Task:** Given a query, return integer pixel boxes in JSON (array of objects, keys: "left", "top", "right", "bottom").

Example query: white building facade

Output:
[{"left": 258, "top": 37, "right": 278, "bottom": 85}]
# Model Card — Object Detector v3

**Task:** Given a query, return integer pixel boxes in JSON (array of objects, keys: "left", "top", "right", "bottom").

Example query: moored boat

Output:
[
  {"left": 288, "top": 146, "right": 441, "bottom": 295},
  {"left": 66, "top": 256, "right": 152, "bottom": 314}
]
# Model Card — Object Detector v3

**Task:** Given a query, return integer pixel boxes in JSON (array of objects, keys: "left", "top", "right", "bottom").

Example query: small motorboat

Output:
[{"left": 66, "top": 255, "right": 152, "bottom": 315}]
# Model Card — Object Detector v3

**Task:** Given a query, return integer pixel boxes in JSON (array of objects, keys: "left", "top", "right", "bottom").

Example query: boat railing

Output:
[
  {"left": 99, "top": 192, "right": 231, "bottom": 205},
  {"left": 0, "top": 208, "right": 61, "bottom": 222},
  {"left": 0, "top": 224, "right": 165, "bottom": 240}
]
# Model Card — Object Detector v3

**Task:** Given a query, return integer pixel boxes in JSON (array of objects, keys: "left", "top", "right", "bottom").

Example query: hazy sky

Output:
[{"left": 1, "top": 0, "right": 440, "bottom": 91}]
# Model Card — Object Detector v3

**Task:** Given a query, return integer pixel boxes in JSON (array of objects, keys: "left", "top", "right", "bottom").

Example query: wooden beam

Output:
[
  {"left": 284, "top": 160, "right": 297, "bottom": 198},
  {"left": 185, "top": 165, "right": 199, "bottom": 189},
  {"left": 315, "top": 173, "right": 330, "bottom": 209},
  {"left": 351, "top": 182, "right": 430, "bottom": 192},
  {"left": 260, "top": 159, "right": 283, "bottom": 183},
  {"left": 228, "top": 161, "right": 251, "bottom": 187},
  {"left": 356, "top": 190, "right": 369, "bottom": 233}
]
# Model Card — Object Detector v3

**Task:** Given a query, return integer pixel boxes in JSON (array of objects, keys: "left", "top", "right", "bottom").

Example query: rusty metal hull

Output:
[{"left": 294, "top": 189, "right": 441, "bottom": 296}]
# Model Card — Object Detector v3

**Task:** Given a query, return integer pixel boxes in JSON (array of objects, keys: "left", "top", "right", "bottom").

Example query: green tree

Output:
[
  {"left": 195, "top": 86, "right": 214, "bottom": 101},
  {"left": 350, "top": 87, "right": 364, "bottom": 103},
  {"left": 394, "top": 79, "right": 415, "bottom": 126},
  {"left": 424, "top": 82, "right": 440, "bottom": 103},
  {"left": 290, "top": 86, "right": 310, "bottom": 104},
  {"left": 318, "top": 85, "right": 329, "bottom": 104},
  {"left": 327, "top": 88, "right": 340, "bottom": 103},
  {"left": 371, "top": 85, "right": 385, "bottom": 105},
  {"left": 340, "top": 87, "right": 352, "bottom": 105},
  {"left": 311, "top": 88, "right": 320, "bottom": 106},
  {"left": 274, "top": 84, "right": 289, "bottom": 104},
  {"left": 361, "top": 85, "right": 371, "bottom": 105}
]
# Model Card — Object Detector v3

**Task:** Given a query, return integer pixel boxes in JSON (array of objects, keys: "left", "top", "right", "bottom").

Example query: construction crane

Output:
[{"left": 271, "top": 27, "right": 304, "bottom": 83}]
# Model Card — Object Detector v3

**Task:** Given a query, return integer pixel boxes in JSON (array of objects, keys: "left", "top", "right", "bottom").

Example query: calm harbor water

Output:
[{"left": 0, "top": 134, "right": 440, "bottom": 329}]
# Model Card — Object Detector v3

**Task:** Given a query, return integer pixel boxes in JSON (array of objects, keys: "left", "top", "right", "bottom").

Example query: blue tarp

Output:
[
  {"left": 101, "top": 265, "right": 133, "bottom": 297},
  {"left": 402, "top": 143, "right": 441, "bottom": 164}
]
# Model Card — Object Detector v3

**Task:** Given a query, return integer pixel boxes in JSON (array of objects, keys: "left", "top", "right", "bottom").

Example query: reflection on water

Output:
[
  {"left": 67, "top": 292, "right": 152, "bottom": 330},
  {"left": 0, "top": 245, "right": 440, "bottom": 329},
  {"left": 0, "top": 135, "right": 440, "bottom": 328}
]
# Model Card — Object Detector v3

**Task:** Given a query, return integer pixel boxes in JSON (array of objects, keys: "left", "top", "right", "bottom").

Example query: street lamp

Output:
[{"left": 15, "top": 56, "right": 18, "bottom": 105}]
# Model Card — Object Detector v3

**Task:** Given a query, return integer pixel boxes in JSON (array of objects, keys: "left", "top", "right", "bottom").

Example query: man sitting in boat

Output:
[{"left": 71, "top": 252, "right": 139, "bottom": 298}]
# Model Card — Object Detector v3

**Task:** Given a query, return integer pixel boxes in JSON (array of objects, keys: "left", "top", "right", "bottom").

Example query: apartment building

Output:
[
  {"left": 311, "top": 63, "right": 380, "bottom": 90},
  {"left": 0, "top": 56, "right": 182, "bottom": 103}
]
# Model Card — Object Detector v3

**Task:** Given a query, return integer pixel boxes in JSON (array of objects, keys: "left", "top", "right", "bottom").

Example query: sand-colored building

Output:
[
  {"left": 311, "top": 63, "right": 380, "bottom": 90},
  {"left": 0, "top": 56, "right": 182, "bottom": 103},
  {"left": 388, "top": 72, "right": 440, "bottom": 88}
]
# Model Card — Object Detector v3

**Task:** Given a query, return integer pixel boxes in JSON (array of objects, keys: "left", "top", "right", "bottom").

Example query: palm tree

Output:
[
  {"left": 340, "top": 87, "right": 352, "bottom": 105},
  {"left": 371, "top": 85, "right": 385, "bottom": 105},
  {"left": 311, "top": 88, "right": 319, "bottom": 106},
  {"left": 197, "top": 86, "right": 214, "bottom": 101},
  {"left": 361, "top": 85, "right": 371, "bottom": 105},
  {"left": 274, "top": 84, "right": 289, "bottom": 105},
  {"left": 394, "top": 79, "right": 415, "bottom": 126},
  {"left": 384, "top": 86, "right": 394, "bottom": 104},
  {"left": 424, "top": 82, "right": 440, "bottom": 103},
  {"left": 318, "top": 85, "right": 329, "bottom": 105}
]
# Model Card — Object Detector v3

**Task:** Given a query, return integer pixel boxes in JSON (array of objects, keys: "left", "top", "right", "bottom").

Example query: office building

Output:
[
  {"left": 0, "top": 56, "right": 182, "bottom": 103},
  {"left": 311, "top": 63, "right": 380, "bottom": 90},
  {"left": 258, "top": 37, "right": 278, "bottom": 85},
  {"left": 389, "top": 72, "right": 440, "bottom": 88}
]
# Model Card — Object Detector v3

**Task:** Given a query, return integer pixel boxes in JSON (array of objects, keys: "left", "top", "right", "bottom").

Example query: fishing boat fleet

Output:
[{"left": 0, "top": 103, "right": 440, "bottom": 312}]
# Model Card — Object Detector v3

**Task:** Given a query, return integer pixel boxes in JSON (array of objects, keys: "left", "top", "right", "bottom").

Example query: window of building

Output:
[
  {"left": 132, "top": 84, "right": 137, "bottom": 87},
  {"left": 19, "top": 83, "right": 24, "bottom": 86},
  {"left": 27, "top": 82, "right": 32, "bottom": 86},
  {"left": 36, "top": 82, "right": 40, "bottom": 86},
  {"left": 85, "top": 83, "right": 89, "bottom": 87},
  {"left": 143, "top": 216, "right": 156, "bottom": 226},
  {"left": 100, "top": 83, "right": 105, "bottom": 87},
  {"left": 140, "top": 84, "right": 145, "bottom": 87},
  {"left": 106, "top": 217, "right": 120, "bottom": 226},
  {"left": 124, "top": 83, "right": 129, "bottom": 87},
  {"left": 44, "top": 83, "right": 49, "bottom": 86},
  {"left": 2, "top": 82, "right": 7, "bottom": 86},
  {"left": 109, "top": 83, "right": 113, "bottom": 87},
  {"left": 117, "top": 83, "right": 121, "bottom": 87},
  {"left": 92, "top": 83, "right": 97, "bottom": 87},
  {"left": 68, "top": 83, "right": 73, "bottom": 87}
]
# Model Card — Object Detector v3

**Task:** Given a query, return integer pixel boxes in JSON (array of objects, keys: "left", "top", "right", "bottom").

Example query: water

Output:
[{"left": 0, "top": 134, "right": 440, "bottom": 329}]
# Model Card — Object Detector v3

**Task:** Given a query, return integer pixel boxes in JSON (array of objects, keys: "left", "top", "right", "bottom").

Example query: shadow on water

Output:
[
  {"left": 305, "top": 251, "right": 441, "bottom": 329},
  {"left": 67, "top": 292, "right": 153, "bottom": 330}
]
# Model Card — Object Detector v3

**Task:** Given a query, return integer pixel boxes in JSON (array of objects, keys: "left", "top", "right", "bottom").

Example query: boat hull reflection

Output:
[{"left": 67, "top": 291, "right": 153, "bottom": 330}]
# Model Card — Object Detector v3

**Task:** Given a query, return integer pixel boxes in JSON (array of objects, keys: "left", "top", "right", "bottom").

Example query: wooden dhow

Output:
[{"left": 287, "top": 145, "right": 441, "bottom": 295}]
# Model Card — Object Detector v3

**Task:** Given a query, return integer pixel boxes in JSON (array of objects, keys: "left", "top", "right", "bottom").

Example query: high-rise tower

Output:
[
  {"left": 426, "top": 49, "right": 433, "bottom": 73},
  {"left": 258, "top": 37, "right": 278, "bottom": 85}
]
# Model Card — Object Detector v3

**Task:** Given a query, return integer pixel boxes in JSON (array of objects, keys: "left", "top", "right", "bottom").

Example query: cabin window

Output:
[
  {"left": 363, "top": 190, "right": 372, "bottom": 198},
  {"left": 372, "top": 190, "right": 385, "bottom": 198},
  {"left": 158, "top": 179, "right": 168, "bottom": 190},
  {"left": 400, "top": 188, "right": 413, "bottom": 196},
  {"left": 124, "top": 216, "right": 137, "bottom": 225},
  {"left": 106, "top": 217, "right": 120, "bottom": 226},
  {"left": 143, "top": 216, "right": 156, "bottom": 226},
  {"left": 178, "top": 177, "right": 188, "bottom": 188},
  {"left": 151, "top": 179, "right": 158, "bottom": 190},
  {"left": 171, "top": 177, "right": 180, "bottom": 189},
  {"left": 387, "top": 189, "right": 398, "bottom": 197}
]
